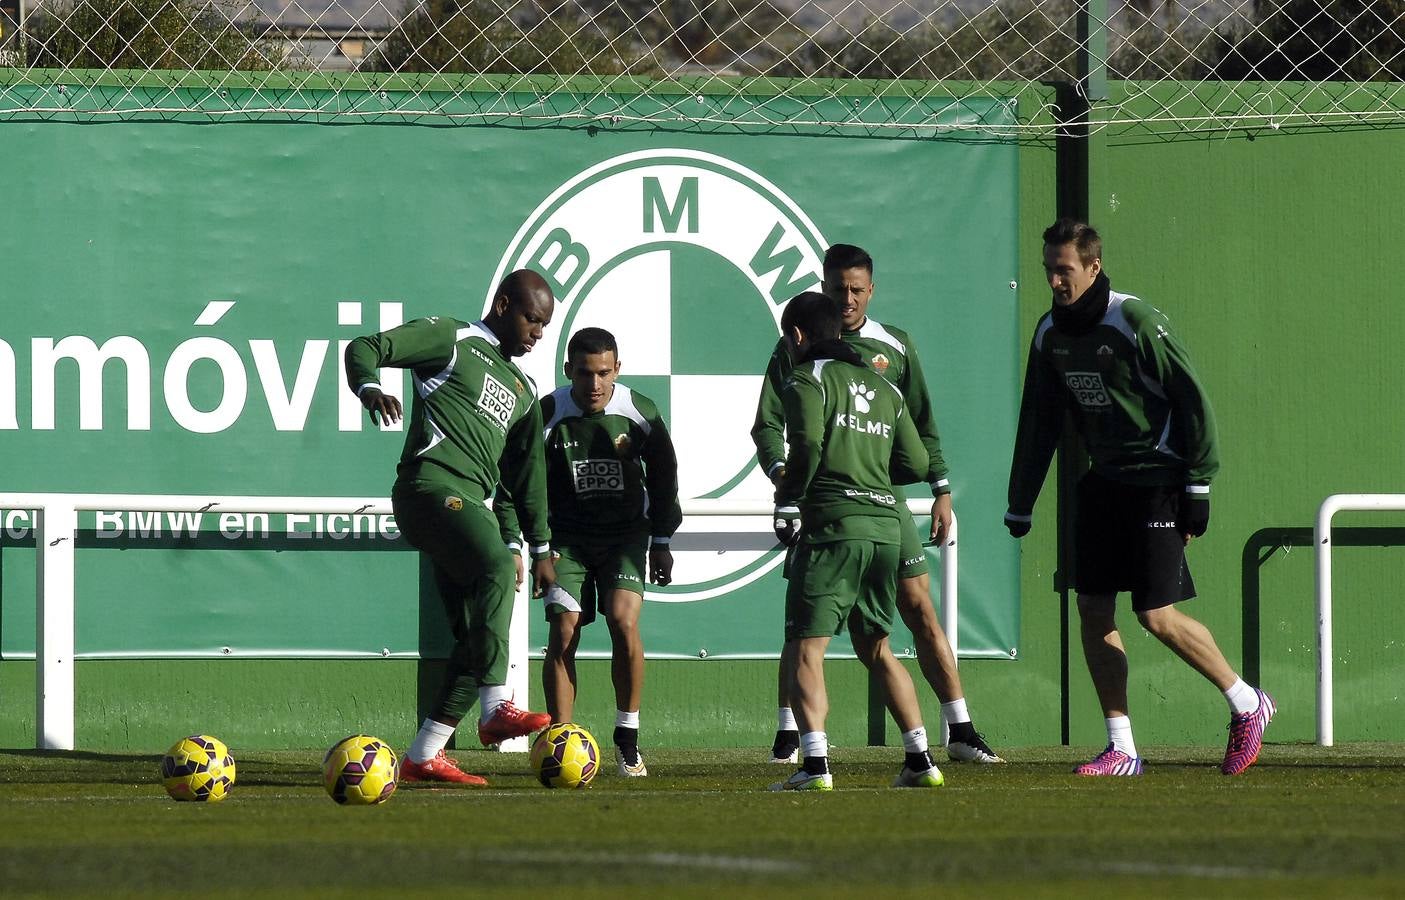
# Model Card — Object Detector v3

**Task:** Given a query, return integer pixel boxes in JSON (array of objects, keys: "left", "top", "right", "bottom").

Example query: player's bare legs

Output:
[
  {"left": 1136, "top": 605, "right": 1236, "bottom": 690},
  {"left": 605, "top": 588, "right": 649, "bottom": 776},
  {"left": 1077, "top": 593, "right": 1130, "bottom": 717},
  {"left": 896, "top": 572, "right": 1003, "bottom": 763},
  {"left": 768, "top": 636, "right": 833, "bottom": 791},
  {"left": 605, "top": 589, "right": 645, "bottom": 712},
  {"left": 897, "top": 573, "right": 962, "bottom": 702},
  {"left": 850, "top": 631, "right": 922, "bottom": 732},
  {"left": 851, "top": 630, "right": 945, "bottom": 787},
  {"left": 543, "top": 610, "right": 582, "bottom": 723},
  {"left": 788, "top": 636, "right": 831, "bottom": 737}
]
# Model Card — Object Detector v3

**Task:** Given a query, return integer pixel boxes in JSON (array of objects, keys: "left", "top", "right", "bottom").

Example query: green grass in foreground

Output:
[{"left": 2, "top": 743, "right": 1404, "bottom": 898}]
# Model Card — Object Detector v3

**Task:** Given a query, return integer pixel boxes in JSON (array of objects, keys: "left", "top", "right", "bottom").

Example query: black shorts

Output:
[{"left": 1074, "top": 471, "right": 1196, "bottom": 611}]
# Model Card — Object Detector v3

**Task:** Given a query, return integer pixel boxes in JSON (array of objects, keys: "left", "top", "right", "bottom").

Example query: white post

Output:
[
  {"left": 501, "top": 568, "right": 532, "bottom": 753},
  {"left": 1312, "top": 493, "right": 1405, "bottom": 748},
  {"left": 938, "top": 513, "right": 958, "bottom": 748},
  {"left": 1314, "top": 496, "right": 1336, "bottom": 748},
  {"left": 35, "top": 500, "right": 77, "bottom": 752}
]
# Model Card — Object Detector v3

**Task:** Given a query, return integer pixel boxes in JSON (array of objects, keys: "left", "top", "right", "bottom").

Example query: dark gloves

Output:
[
  {"left": 1004, "top": 511, "right": 1031, "bottom": 539},
  {"left": 773, "top": 504, "right": 801, "bottom": 547},
  {"left": 1179, "top": 488, "right": 1210, "bottom": 537}
]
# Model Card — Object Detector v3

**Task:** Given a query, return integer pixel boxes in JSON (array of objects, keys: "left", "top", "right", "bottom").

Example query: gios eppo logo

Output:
[{"left": 488, "top": 149, "right": 828, "bottom": 602}]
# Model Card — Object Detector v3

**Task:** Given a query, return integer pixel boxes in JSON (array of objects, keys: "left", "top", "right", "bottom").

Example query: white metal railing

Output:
[
  {"left": 0, "top": 493, "right": 956, "bottom": 751},
  {"left": 1313, "top": 494, "right": 1405, "bottom": 747}
]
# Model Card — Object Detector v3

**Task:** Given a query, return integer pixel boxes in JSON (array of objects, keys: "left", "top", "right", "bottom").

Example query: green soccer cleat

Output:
[
  {"left": 892, "top": 764, "right": 945, "bottom": 788},
  {"left": 768, "top": 769, "right": 833, "bottom": 792}
]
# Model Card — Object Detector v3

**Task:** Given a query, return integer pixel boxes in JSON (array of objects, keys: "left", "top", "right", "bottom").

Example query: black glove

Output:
[
  {"left": 1004, "top": 511, "right": 1031, "bottom": 539},
  {"left": 773, "top": 504, "right": 801, "bottom": 547},
  {"left": 1179, "top": 489, "right": 1210, "bottom": 537}
]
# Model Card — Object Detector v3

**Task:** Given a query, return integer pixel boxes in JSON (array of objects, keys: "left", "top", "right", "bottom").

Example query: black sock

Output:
[
  {"left": 948, "top": 721, "right": 976, "bottom": 743},
  {"left": 802, "top": 755, "right": 829, "bottom": 776},
  {"left": 772, "top": 729, "right": 800, "bottom": 753},
  {"left": 613, "top": 726, "right": 639, "bottom": 764},
  {"left": 905, "top": 750, "right": 935, "bottom": 772}
]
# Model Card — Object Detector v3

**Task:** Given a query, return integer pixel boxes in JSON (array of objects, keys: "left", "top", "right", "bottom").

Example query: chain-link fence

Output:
[{"left": 1, "top": 0, "right": 1402, "bottom": 135}]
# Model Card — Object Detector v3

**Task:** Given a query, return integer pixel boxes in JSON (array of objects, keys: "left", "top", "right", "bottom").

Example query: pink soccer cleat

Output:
[
  {"left": 399, "top": 750, "right": 488, "bottom": 786},
  {"left": 1074, "top": 744, "right": 1144, "bottom": 776},
  {"left": 477, "top": 702, "right": 551, "bottom": 747},
  {"left": 1222, "top": 689, "right": 1276, "bottom": 775}
]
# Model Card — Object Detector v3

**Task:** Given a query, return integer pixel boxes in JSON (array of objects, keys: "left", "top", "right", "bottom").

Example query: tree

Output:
[
  {"left": 25, "top": 0, "right": 277, "bottom": 70},
  {"left": 1214, "top": 0, "right": 1405, "bottom": 81},
  {"left": 365, "top": 0, "right": 659, "bottom": 76}
]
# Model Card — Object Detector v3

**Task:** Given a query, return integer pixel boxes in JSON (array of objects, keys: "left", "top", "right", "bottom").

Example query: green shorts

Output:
[
  {"left": 785, "top": 539, "right": 900, "bottom": 641},
  {"left": 897, "top": 502, "right": 930, "bottom": 580},
  {"left": 544, "top": 541, "right": 647, "bottom": 627}
]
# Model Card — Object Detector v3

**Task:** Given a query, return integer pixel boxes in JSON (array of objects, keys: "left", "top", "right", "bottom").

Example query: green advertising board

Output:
[{"left": 0, "top": 93, "right": 1021, "bottom": 662}]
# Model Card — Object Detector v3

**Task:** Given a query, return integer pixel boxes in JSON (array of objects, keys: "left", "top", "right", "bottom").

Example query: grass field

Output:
[{"left": 3, "top": 742, "right": 1404, "bottom": 898}]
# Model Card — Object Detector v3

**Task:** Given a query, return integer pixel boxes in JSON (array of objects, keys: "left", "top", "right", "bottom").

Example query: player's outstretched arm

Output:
[{"left": 344, "top": 318, "right": 457, "bottom": 426}]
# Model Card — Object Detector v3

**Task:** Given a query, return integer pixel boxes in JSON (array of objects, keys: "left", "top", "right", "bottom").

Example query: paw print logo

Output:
[{"left": 849, "top": 381, "right": 875, "bottom": 413}]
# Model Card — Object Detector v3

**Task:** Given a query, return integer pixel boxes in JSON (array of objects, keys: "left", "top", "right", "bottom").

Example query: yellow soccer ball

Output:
[
  {"left": 161, "top": 734, "right": 236, "bottom": 802},
  {"left": 322, "top": 734, "right": 398, "bottom": 805},
  {"left": 529, "top": 723, "right": 600, "bottom": 789}
]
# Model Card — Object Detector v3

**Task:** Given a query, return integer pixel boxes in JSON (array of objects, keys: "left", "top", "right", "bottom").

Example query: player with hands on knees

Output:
[{"left": 496, "top": 327, "right": 681, "bottom": 778}]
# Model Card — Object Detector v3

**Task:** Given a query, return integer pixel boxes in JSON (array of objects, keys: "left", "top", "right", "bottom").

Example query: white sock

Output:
[
  {"left": 1106, "top": 715, "right": 1138, "bottom": 758},
  {"left": 1224, "top": 678, "right": 1260, "bottom": 715},
  {"left": 801, "top": 730, "right": 828, "bottom": 760},
  {"left": 407, "top": 718, "right": 455, "bottom": 763},
  {"left": 478, "top": 684, "right": 511, "bottom": 722},
  {"left": 778, "top": 707, "right": 798, "bottom": 732},
  {"left": 615, "top": 709, "right": 639, "bottom": 729},
  {"left": 940, "top": 699, "right": 971, "bottom": 726},
  {"left": 901, "top": 727, "right": 929, "bottom": 754}
]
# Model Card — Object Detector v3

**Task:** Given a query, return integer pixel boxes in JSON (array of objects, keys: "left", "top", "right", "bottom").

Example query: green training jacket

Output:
[
  {"left": 1007, "top": 290, "right": 1219, "bottom": 519},
  {"left": 495, "top": 382, "right": 682, "bottom": 548},
  {"left": 345, "top": 316, "right": 551, "bottom": 556},
  {"left": 752, "top": 318, "right": 950, "bottom": 496},
  {"left": 776, "top": 347, "right": 929, "bottom": 543}
]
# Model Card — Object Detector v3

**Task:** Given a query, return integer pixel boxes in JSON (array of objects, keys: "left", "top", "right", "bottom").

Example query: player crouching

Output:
[{"left": 498, "top": 327, "right": 682, "bottom": 777}]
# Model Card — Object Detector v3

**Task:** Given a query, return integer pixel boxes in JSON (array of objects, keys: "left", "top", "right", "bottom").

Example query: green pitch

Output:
[{"left": 2, "top": 744, "right": 1404, "bottom": 898}]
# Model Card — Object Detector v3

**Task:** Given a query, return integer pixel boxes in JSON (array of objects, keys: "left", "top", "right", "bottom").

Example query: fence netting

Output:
[{"left": 1, "top": 0, "right": 1402, "bottom": 134}]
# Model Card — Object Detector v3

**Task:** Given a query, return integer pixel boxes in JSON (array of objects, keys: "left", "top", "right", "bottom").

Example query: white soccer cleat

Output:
[
  {"left": 892, "top": 764, "right": 945, "bottom": 788},
  {"left": 947, "top": 732, "right": 1005, "bottom": 764},
  {"left": 615, "top": 746, "right": 648, "bottom": 777},
  {"left": 768, "top": 769, "right": 833, "bottom": 792}
]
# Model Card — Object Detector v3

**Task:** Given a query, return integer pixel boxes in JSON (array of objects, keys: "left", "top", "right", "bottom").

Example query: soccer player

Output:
[
  {"left": 768, "top": 291, "right": 943, "bottom": 791},
  {"left": 752, "top": 243, "right": 1003, "bottom": 765},
  {"left": 344, "top": 269, "right": 557, "bottom": 786},
  {"left": 1005, "top": 219, "right": 1274, "bottom": 776},
  {"left": 496, "top": 326, "right": 681, "bottom": 777}
]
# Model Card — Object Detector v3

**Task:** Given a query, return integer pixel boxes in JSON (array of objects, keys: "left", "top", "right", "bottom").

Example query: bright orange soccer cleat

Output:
[
  {"left": 1222, "top": 689, "right": 1276, "bottom": 776},
  {"left": 399, "top": 750, "right": 488, "bottom": 786},
  {"left": 477, "top": 702, "right": 551, "bottom": 747}
]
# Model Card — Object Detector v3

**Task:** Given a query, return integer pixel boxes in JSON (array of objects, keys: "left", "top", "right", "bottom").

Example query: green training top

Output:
[
  {"left": 752, "top": 317, "right": 950, "bottom": 496},
  {"left": 1007, "top": 291, "right": 1219, "bottom": 518},
  {"left": 776, "top": 352, "right": 929, "bottom": 544},
  {"left": 495, "top": 382, "right": 682, "bottom": 548},
  {"left": 344, "top": 316, "right": 551, "bottom": 556}
]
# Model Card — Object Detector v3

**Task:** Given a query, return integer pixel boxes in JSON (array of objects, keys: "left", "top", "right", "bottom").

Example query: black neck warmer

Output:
[
  {"left": 1050, "top": 271, "right": 1111, "bottom": 336},
  {"left": 801, "top": 338, "right": 866, "bottom": 367}
]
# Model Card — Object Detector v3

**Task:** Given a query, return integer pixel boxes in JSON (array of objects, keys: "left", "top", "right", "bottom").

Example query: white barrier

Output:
[
  {"left": 0, "top": 493, "right": 956, "bottom": 751},
  {"left": 1313, "top": 493, "right": 1405, "bottom": 747}
]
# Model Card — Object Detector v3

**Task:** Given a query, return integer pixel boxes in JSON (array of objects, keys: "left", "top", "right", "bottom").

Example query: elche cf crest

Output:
[{"left": 489, "top": 149, "right": 827, "bottom": 601}]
